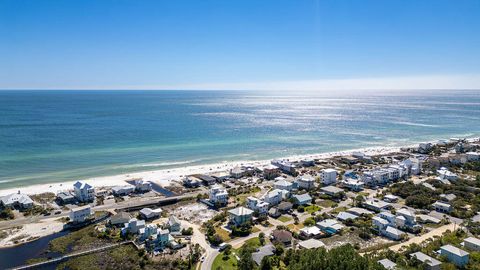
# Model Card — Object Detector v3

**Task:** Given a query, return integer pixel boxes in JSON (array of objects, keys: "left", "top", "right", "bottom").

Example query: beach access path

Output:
[{"left": 389, "top": 223, "right": 458, "bottom": 252}]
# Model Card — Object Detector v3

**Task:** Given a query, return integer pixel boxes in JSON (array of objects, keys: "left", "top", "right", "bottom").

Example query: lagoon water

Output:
[{"left": 0, "top": 90, "right": 479, "bottom": 190}]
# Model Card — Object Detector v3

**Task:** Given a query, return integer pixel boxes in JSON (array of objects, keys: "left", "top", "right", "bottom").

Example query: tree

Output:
[
  {"left": 303, "top": 217, "right": 315, "bottom": 227},
  {"left": 260, "top": 256, "right": 273, "bottom": 270},
  {"left": 259, "top": 232, "right": 266, "bottom": 246},
  {"left": 237, "top": 246, "right": 255, "bottom": 270},
  {"left": 355, "top": 195, "right": 365, "bottom": 207},
  {"left": 274, "top": 243, "right": 284, "bottom": 256}
]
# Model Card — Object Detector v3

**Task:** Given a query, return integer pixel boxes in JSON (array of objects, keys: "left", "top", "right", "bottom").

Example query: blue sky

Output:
[{"left": 1, "top": 0, "right": 479, "bottom": 90}]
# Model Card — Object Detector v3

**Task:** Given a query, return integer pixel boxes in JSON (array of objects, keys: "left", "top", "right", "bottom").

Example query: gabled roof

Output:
[
  {"left": 336, "top": 211, "right": 359, "bottom": 221},
  {"left": 272, "top": 230, "right": 292, "bottom": 242},
  {"left": 298, "top": 239, "right": 325, "bottom": 249},
  {"left": 252, "top": 244, "right": 275, "bottom": 265},
  {"left": 293, "top": 193, "right": 312, "bottom": 202},
  {"left": 410, "top": 252, "right": 441, "bottom": 266},
  {"left": 73, "top": 181, "right": 92, "bottom": 190},
  {"left": 464, "top": 237, "right": 480, "bottom": 246},
  {"left": 0, "top": 193, "right": 33, "bottom": 205},
  {"left": 377, "top": 259, "right": 397, "bottom": 270},
  {"left": 441, "top": 244, "right": 469, "bottom": 257},
  {"left": 168, "top": 215, "right": 181, "bottom": 226},
  {"left": 320, "top": 186, "right": 343, "bottom": 194}
]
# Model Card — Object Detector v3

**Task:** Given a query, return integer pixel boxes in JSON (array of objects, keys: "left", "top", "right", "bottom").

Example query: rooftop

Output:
[
  {"left": 441, "top": 244, "right": 469, "bottom": 257},
  {"left": 228, "top": 206, "right": 254, "bottom": 216},
  {"left": 298, "top": 239, "right": 325, "bottom": 249}
]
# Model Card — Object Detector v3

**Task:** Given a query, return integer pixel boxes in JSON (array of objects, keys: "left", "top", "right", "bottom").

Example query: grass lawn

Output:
[
  {"left": 215, "top": 227, "right": 232, "bottom": 242},
  {"left": 317, "top": 199, "right": 336, "bottom": 208},
  {"left": 305, "top": 205, "right": 321, "bottom": 214},
  {"left": 286, "top": 223, "right": 304, "bottom": 232},
  {"left": 251, "top": 226, "right": 261, "bottom": 233},
  {"left": 331, "top": 206, "right": 348, "bottom": 214},
  {"left": 212, "top": 252, "right": 238, "bottom": 270},
  {"left": 243, "top": 237, "right": 261, "bottom": 249},
  {"left": 278, "top": 215, "right": 292, "bottom": 223}
]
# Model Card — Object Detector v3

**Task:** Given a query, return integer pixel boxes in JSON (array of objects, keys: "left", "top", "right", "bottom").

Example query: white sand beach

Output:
[{"left": 0, "top": 145, "right": 405, "bottom": 197}]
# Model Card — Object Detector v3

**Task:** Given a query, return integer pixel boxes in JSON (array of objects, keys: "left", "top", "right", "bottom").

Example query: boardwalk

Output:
[{"left": 11, "top": 241, "right": 134, "bottom": 270}]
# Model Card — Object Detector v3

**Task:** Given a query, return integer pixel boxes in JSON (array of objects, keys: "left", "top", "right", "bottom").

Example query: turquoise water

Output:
[{"left": 0, "top": 90, "right": 479, "bottom": 189}]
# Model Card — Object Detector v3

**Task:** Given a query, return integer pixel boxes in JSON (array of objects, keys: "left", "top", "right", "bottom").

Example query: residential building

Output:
[
  {"left": 112, "top": 185, "right": 135, "bottom": 196},
  {"left": 377, "top": 259, "right": 397, "bottom": 270},
  {"left": 252, "top": 244, "right": 275, "bottom": 266},
  {"left": 463, "top": 237, "right": 480, "bottom": 251},
  {"left": 298, "top": 239, "right": 325, "bottom": 249},
  {"left": 183, "top": 176, "right": 201, "bottom": 188},
  {"left": 268, "top": 207, "right": 281, "bottom": 218},
  {"left": 228, "top": 206, "right": 253, "bottom": 226},
  {"left": 432, "top": 201, "right": 452, "bottom": 213},
  {"left": 299, "top": 226, "right": 322, "bottom": 238},
  {"left": 73, "top": 181, "right": 95, "bottom": 202},
  {"left": 110, "top": 212, "right": 132, "bottom": 227},
  {"left": 271, "top": 160, "right": 296, "bottom": 174},
  {"left": 320, "top": 168, "right": 337, "bottom": 185},
  {"left": 440, "top": 193, "right": 457, "bottom": 202},
  {"left": 439, "top": 244, "right": 469, "bottom": 267},
  {"left": 135, "top": 179, "right": 152, "bottom": 192},
  {"left": 277, "top": 201, "right": 293, "bottom": 213},
  {"left": 300, "top": 159, "right": 315, "bottom": 167},
  {"left": 372, "top": 216, "right": 389, "bottom": 230},
  {"left": 263, "top": 165, "right": 280, "bottom": 180},
  {"left": 363, "top": 199, "right": 391, "bottom": 212},
  {"left": 342, "top": 178, "right": 364, "bottom": 191},
  {"left": 410, "top": 252, "right": 441, "bottom": 270},
  {"left": 320, "top": 186, "right": 344, "bottom": 197},
  {"left": 383, "top": 194, "right": 399, "bottom": 203},
  {"left": 347, "top": 207, "right": 374, "bottom": 216},
  {"left": 336, "top": 211, "right": 359, "bottom": 222},
  {"left": 271, "top": 230, "right": 292, "bottom": 245},
  {"left": 56, "top": 191, "right": 76, "bottom": 205},
  {"left": 293, "top": 193, "right": 312, "bottom": 205},
  {"left": 139, "top": 207, "right": 163, "bottom": 220},
  {"left": 316, "top": 219, "right": 344, "bottom": 235},
  {"left": 295, "top": 175, "right": 315, "bottom": 190},
  {"left": 274, "top": 179, "right": 294, "bottom": 191},
  {"left": 0, "top": 192, "right": 33, "bottom": 209},
  {"left": 466, "top": 152, "right": 480, "bottom": 161},
  {"left": 246, "top": 197, "right": 269, "bottom": 216},
  {"left": 383, "top": 226, "right": 406, "bottom": 240},
  {"left": 437, "top": 167, "right": 458, "bottom": 181},
  {"left": 69, "top": 205, "right": 92, "bottom": 223},
  {"left": 166, "top": 215, "right": 181, "bottom": 233},
  {"left": 209, "top": 184, "right": 229, "bottom": 206},
  {"left": 263, "top": 189, "right": 288, "bottom": 205},
  {"left": 230, "top": 166, "right": 246, "bottom": 179},
  {"left": 122, "top": 218, "right": 146, "bottom": 234}
]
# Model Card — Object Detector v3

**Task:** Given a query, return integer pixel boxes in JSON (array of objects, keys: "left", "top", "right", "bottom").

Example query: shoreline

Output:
[
  {"left": 0, "top": 136, "right": 477, "bottom": 197},
  {"left": 0, "top": 145, "right": 405, "bottom": 197}
]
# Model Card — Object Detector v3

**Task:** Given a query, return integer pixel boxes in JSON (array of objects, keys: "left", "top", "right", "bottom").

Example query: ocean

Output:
[{"left": 0, "top": 90, "right": 479, "bottom": 190}]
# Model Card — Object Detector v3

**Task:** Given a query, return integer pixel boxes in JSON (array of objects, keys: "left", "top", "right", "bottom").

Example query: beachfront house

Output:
[
  {"left": 320, "top": 168, "right": 337, "bottom": 185},
  {"left": 134, "top": 179, "right": 152, "bottom": 192},
  {"left": 230, "top": 166, "right": 246, "bottom": 179},
  {"left": 246, "top": 197, "right": 269, "bottom": 216},
  {"left": 112, "top": 185, "right": 135, "bottom": 196},
  {"left": 271, "top": 160, "right": 296, "bottom": 174},
  {"left": 228, "top": 206, "right": 253, "bottom": 226},
  {"left": 166, "top": 215, "right": 181, "bottom": 233},
  {"left": 209, "top": 184, "right": 229, "bottom": 206},
  {"left": 0, "top": 192, "right": 33, "bottom": 210},
  {"left": 467, "top": 152, "right": 480, "bottom": 161},
  {"left": 300, "top": 159, "right": 315, "bottom": 167},
  {"left": 295, "top": 175, "right": 315, "bottom": 190},
  {"left": 439, "top": 245, "right": 469, "bottom": 267},
  {"left": 69, "top": 205, "right": 92, "bottom": 223},
  {"left": 410, "top": 252, "right": 441, "bottom": 270},
  {"left": 139, "top": 207, "right": 163, "bottom": 220},
  {"left": 292, "top": 193, "right": 312, "bottom": 206},
  {"left": 432, "top": 201, "right": 452, "bottom": 213},
  {"left": 183, "top": 176, "right": 201, "bottom": 188},
  {"left": 263, "top": 165, "right": 280, "bottom": 180},
  {"left": 56, "top": 191, "right": 75, "bottom": 205},
  {"left": 73, "top": 181, "right": 95, "bottom": 202}
]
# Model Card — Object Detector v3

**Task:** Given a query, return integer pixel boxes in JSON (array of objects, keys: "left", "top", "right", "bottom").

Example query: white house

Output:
[
  {"left": 432, "top": 201, "right": 452, "bottom": 213},
  {"left": 0, "top": 192, "right": 33, "bottom": 209},
  {"left": 122, "top": 218, "right": 146, "bottom": 234},
  {"left": 73, "top": 181, "right": 95, "bottom": 202},
  {"left": 246, "top": 197, "right": 269, "bottom": 216},
  {"left": 299, "top": 226, "right": 322, "bottom": 238},
  {"left": 135, "top": 179, "right": 152, "bottom": 192},
  {"left": 320, "top": 186, "right": 344, "bottom": 197},
  {"left": 377, "top": 259, "right": 397, "bottom": 270},
  {"left": 383, "top": 226, "right": 406, "bottom": 241},
  {"left": 363, "top": 199, "right": 391, "bottom": 212},
  {"left": 463, "top": 237, "right": 480, "bottom": 251},
  {"left": 230, "top": 166, "right": 246, "bottom": 179},
  {"left": 437, "top": 167, "right": 458, "bottom": 181},
  {"left": 466, "top": 152, "right": 480, "bottom": 161},
  {"left": 112, "top": 185, "right": 135, "bottom": 196},
  {"left": 320, "top": 169, "right": 337, "bottom": 185},
  {"left": 209, "top": 184, "right": 229, "bottom": 205},
  {"left": 316, "top": 219, "right": 344, "bottom": 234},
  {"left": 263, "top": 189, "right": 286, "bottom": 205},
  {"left": 410, "top": 252, "right": 441, "bottom": 270},
  {"left": 342, "top": 178, "right": 364, "bottom": 191},
  {"left": 69, "top": 205, "right": 92, "bottom": 223},
  {"left": 295, "top": 175, "right": 316, "bottom": 190},
  {"left": 274, "top": 179, "right": 294, "bottom": 191}
]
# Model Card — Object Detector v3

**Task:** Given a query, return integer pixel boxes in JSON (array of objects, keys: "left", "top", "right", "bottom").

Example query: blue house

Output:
[
  {"left": 293, "top": 193, "right": 312, "bottom": 205},
  {"left": 440, "top": 244, "right": 469, "bottom": 267}
]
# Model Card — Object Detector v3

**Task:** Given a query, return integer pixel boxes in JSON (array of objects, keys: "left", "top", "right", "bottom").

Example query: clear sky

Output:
[{"left": 1, "top": 0, "right": 480, "bottom": 90}]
